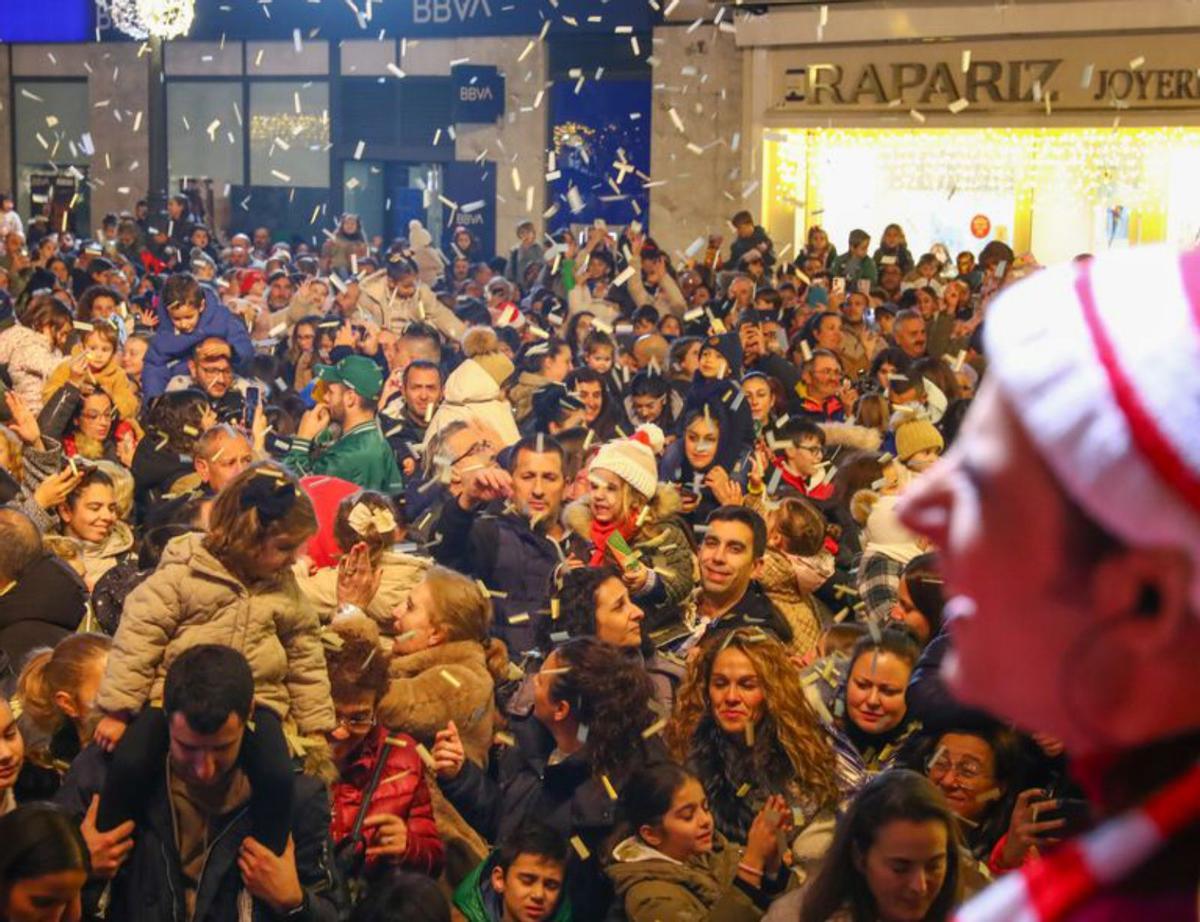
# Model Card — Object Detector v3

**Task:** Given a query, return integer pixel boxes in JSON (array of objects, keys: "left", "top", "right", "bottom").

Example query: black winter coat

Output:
[
  {"left": 0, "top": 553, "right": 87, "bottom": 668},
  {"left": 432, "top": 500, "right": 587, "bottom": 657},
  {"left": 441, "top": 715, "right": 667, "bottom": 922},
  {"left": 56, "top": 745, "right": 344, "bottom": 922}
]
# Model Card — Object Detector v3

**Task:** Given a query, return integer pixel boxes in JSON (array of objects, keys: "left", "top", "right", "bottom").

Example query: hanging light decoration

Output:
[
  {"left": 137, "top": 0, "right": 195, "bottom": 40},
  {"left": 111, "top": 0, "right": 195, "bottom": 40},
  {"left": 110, "top": 0, "right": 150, "bottom": 39}
]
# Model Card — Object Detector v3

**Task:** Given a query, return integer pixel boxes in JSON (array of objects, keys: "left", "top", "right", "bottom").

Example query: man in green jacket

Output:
[{"left": 284, "top": 354, "right": 404, "bottom": 493}]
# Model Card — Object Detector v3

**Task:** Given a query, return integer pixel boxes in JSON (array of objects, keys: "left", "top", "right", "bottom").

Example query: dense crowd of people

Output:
[{"left": 0, "top": 189, "right": 1194, "bottom": 922}]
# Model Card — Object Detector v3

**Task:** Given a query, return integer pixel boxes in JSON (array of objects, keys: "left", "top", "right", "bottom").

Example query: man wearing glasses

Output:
[{"left": 168, "top": 337, "right": 246, "bottom": 423}]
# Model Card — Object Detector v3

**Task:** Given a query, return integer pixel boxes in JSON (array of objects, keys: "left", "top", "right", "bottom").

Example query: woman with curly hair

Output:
[
  {"left": 667, "top": 628, "right": 840, "bottom": 881},
  {"left": 434, "top": 636, "right": 661, "bottom": 922},
  {"left": 565, "top": 425, "right": 696, "bottom": 633}
]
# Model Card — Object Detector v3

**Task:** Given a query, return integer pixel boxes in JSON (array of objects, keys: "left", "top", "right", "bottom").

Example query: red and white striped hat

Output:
[{"left": 984, "top": 246, "right": 1200, "bottom": 611}]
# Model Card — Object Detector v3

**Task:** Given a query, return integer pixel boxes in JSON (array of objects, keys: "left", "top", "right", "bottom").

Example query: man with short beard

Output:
[{"left": 285, "top": 355, "right": 403, "bottom": 492}]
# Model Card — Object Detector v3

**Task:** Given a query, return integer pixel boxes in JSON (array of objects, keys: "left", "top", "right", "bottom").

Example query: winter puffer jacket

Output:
[
  {"left": 142, "top": 290, "right": 254, "bottom": 398},
  {"left": 295, "top": 547, "right": 431, "bottom": 628},
  {"left": 95, "top": 532, "right": 336, "bottom": 735},
  {"left": 377, "top": 640, "right": 496, "bottom": 768},
  {"left": 0, "top": 323, "right": 64, "bottom": 414},
  {"left": 330, "top": 725, "right": 443, "bottom": 876},
  {"left": 607, "top": 833, "right": 788, "bottom": 922},
  {"left": 424, "top": 359, "right": 521, "bottom": 449}
]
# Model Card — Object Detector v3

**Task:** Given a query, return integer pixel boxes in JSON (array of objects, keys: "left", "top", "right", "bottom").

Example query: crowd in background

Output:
[{"left": 0, "top": 187, "right": 1090, "bottom": 922}]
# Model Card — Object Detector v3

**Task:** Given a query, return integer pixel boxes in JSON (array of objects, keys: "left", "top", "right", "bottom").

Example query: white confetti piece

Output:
[
  {"left": 667, "top": 107, "right": 685, "bottom": 132},
  {"left": 387, "top": 63, "right": 406, "bottom": 79},
  {"left": 909, "top": 109, "right": 926, "bottom": 123},
  {"left": 948, "top": 98, "right": 969, "bottom": 114},
  {"left": 1080, "top": 64, "right": 1095, "bottom": 88},
  {"left": 961, "top": 50, "right": 971, "bottom": 73},
  {"left": 354, "top": 140, "right": 365, "bottom": 160},
  {"left": 271, "top": 169, "right": 291, "bottom": 182},
  {"left": 1129, "top": 56, "right": 1145, "bottom": 70}
]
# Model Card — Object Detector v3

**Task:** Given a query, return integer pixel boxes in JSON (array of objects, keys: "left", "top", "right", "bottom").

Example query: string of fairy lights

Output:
[{"left": 771, "top": 127, "right": 1200, "bottom": 208}]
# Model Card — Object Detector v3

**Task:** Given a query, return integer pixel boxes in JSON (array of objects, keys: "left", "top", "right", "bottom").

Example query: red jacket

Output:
[{"left": 330, "top": 726, "right": 444, "bottom": 876}]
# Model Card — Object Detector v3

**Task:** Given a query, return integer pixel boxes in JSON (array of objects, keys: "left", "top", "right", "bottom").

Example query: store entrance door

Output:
[
  {"left": 386, "top": 163, "right": 445, "bottom": 245},
  {"left": 340, "top": 160, "right": 444, "bottom": 248}
]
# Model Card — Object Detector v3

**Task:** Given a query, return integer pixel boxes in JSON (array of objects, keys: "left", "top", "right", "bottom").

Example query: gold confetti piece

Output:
[
  {"left": 570, "top": 836, "right": 591, "bottom": 860},
  {"left": 744, "top": 720, "right": 755, "bottom": 747},
  {"left": 182, "top": 424, "right": 199, "bottom": 436},
  {"left": 1129, "top": 55, "right": 1145, "bottom": 70},
  {"left": 642, "top": 717, "right": 668, "bottom": 739},
  {"left": 73, "top": 321, "right": 94, "bottom": 331},
  {"left": 384, "top": 735, "right": 409, "bottom": 748},
  {"left": 415, "top": 743, "right": 437, "bottom": 770},
  {"left": 551, "top": 598, "right": 560, "bottom": 621},
  {"left": 909, "top": 109, "right": 926, "bottom": 124},
  {"left": 440, "top": 669, "right": 462, "bottom": 688},
  {"left": 494, "top": 730, "right": 516, "bottom": 747},
  {"left": 601, "top": 775, "right": 618, "bottom": 800},
  {"left": 948, "top": 98, "right": 969, "bottom": 115},
  {"left": 508, "top": 612, "right": 530, "bottom": 625},
  {"left": 975, "top": 787, "right": 1002, "bottom": 804},
  {"left": 736, "top": 782, "right": 752, "bottom": 798},
  {"left": 379, "top": 769, "right": 412, "bottom": 786}
]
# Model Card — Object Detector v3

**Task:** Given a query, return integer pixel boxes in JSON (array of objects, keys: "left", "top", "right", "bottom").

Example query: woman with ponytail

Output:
[
  {"left": 87, "top": 461, "right": 334, "bottom": 857},
  {"left": 16, "top": 632, "right": 111, "bottom": 771}
]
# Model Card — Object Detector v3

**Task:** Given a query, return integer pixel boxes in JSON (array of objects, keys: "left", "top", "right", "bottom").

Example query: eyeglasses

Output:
[
  {"left": 451, "top": 439, "right": 495, "bottom": 465},
  {"left": 334, "top": 713, "right": 374, "bottom": 732},
  {"left": 81, "top": 409, "right": 114, "bottom": 422},
  {"left": 928, "top": 755, "right": 986, "bottom": 783}
]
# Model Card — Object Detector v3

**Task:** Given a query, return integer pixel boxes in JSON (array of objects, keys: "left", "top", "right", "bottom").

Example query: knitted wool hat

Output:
[
  {"left": 894, "top": 416, "right": 944, "bottom": 463},
  {"left": 589, "top": 425, "right": 665, "bottom": 500},
  {"left": 472, "top": 351, "right": 514, "bottom": 388},
  {"left": 700, "top": 333, "right": 743, "bottom": 378},
  {"left": 983, "top": 245, "right": 1200, "bottom": 611}
]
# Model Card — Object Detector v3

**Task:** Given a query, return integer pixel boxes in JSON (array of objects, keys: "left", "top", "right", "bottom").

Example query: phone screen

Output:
[{"left": 244, "top": 385, "right": 261, "bottom": 427}]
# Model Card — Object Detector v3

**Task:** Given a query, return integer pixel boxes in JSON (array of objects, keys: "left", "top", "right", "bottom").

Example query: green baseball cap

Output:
[{"left": 315, "top": 355, "right": 384, "bottom": 401}]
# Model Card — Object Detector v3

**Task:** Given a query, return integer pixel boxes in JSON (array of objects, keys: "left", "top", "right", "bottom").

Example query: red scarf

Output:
[
  {"left": 771, "top": 457, "right": 834, "bottom": 501},
  {"left": 589, "top": 515, "right": 638, "bottom": 567}
]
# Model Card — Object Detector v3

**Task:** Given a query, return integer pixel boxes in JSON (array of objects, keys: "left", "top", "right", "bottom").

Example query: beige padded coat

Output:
[{"left": 95, "top": 532, "right": 336, "bottom": 735}]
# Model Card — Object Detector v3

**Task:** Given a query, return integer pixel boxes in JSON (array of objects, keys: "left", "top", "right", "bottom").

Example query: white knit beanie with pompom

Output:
[{"left": 589, "top": 424, "right": 665, "bottom": 500}]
